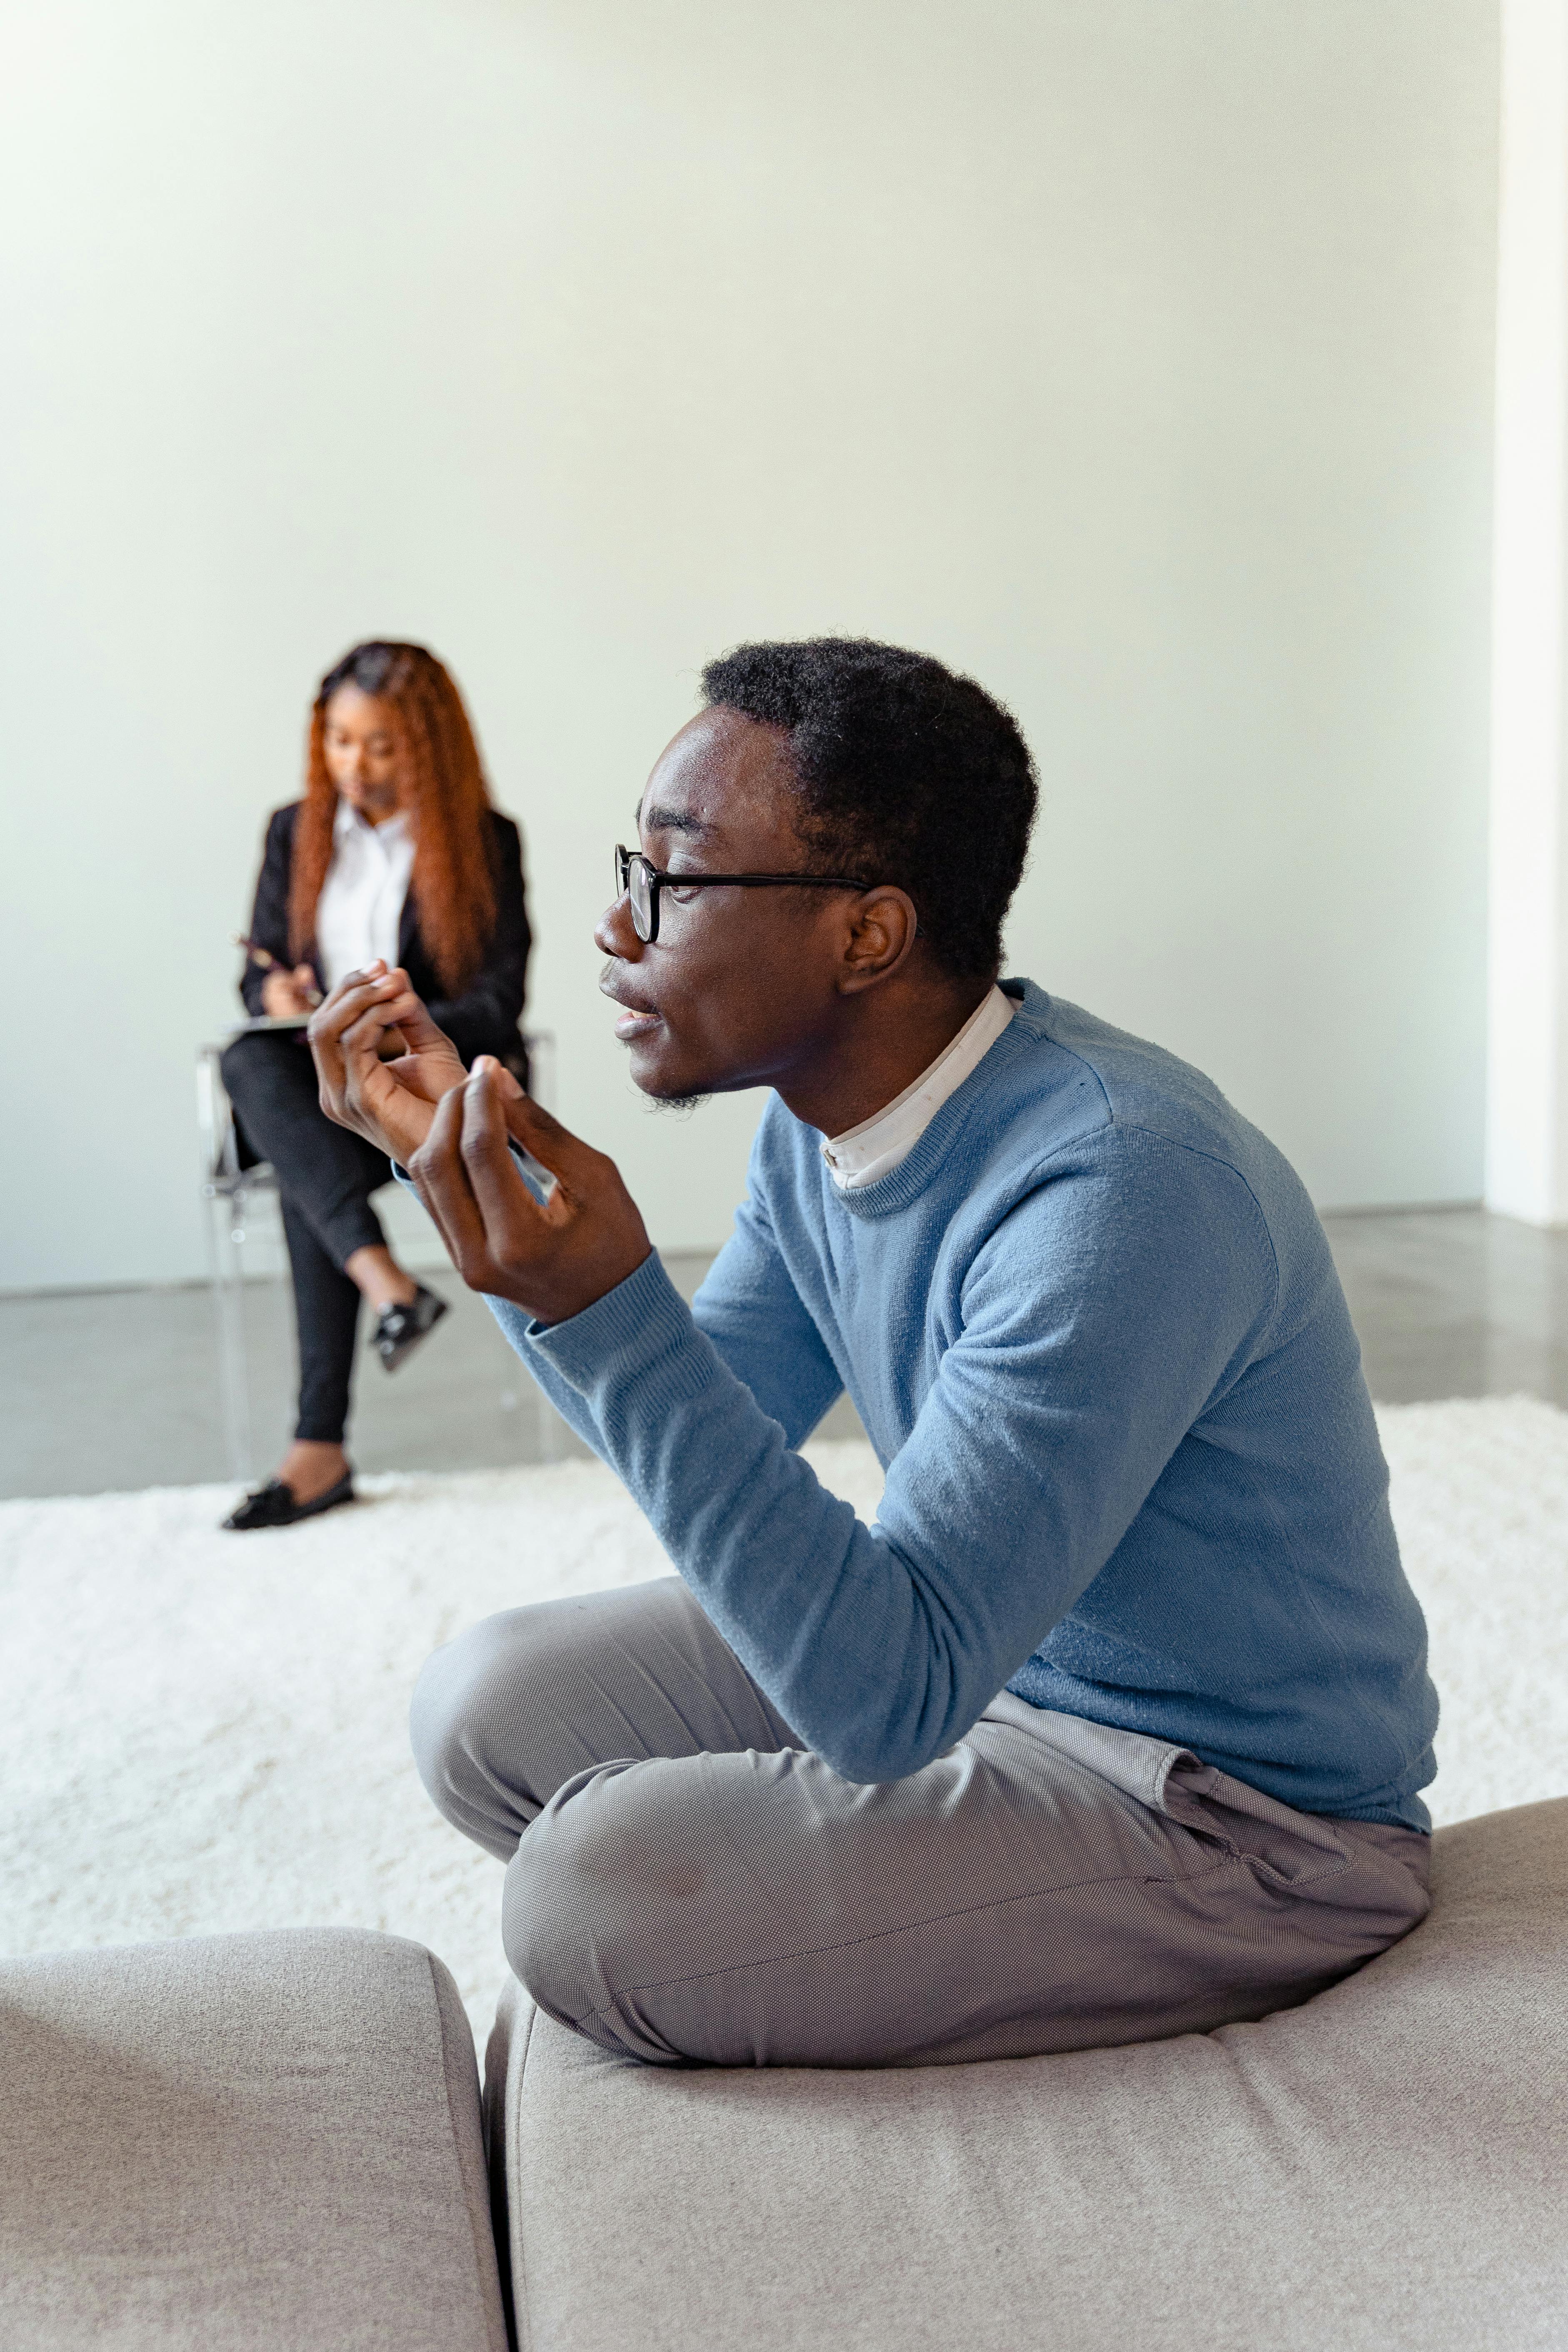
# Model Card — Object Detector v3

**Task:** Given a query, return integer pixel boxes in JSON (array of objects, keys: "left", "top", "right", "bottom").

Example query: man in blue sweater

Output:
[{"left": 311, "top": 638, "right": 1437, "bottom": 2068}]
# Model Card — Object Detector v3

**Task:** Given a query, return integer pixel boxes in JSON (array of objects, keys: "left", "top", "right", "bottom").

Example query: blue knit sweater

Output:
[{"left": 492, "top": 982, "right": 1438, "bottom": 1829}]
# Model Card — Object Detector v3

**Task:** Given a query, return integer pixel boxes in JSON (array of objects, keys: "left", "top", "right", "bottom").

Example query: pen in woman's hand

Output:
[{"left": 234, "top": 935, "right": 323, "bottom": 1008}]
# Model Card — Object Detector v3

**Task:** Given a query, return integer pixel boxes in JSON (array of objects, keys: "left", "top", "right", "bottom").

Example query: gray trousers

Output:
[{"left": 411, "top": 1577, "right": 1431, "bottom": 2068}]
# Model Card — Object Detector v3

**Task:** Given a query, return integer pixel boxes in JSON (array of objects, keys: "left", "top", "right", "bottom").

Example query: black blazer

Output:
[{"left": 240, "top": 802, "right": 531, "bottom": 1069}]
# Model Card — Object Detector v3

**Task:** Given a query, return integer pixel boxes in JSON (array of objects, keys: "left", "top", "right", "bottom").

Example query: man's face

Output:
[{"left": 595, "top": 707, "right": 862, "bottom": 1105}]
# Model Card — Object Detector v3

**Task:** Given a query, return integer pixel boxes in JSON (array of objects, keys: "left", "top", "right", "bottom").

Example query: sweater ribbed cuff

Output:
[{"left": 526, "top": 1251, "right": 717, "bottom": 1418}]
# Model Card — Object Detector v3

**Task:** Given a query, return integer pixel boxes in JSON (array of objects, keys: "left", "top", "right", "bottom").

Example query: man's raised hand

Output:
[
  {"left": 308, "top": 963, "right": 467, "bottom": 1166},
  {"left": 408, "top": 1057, "right": 652, "bottom": 1326}
]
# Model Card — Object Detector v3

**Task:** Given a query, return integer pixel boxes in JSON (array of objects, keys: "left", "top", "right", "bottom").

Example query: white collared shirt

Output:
[
  {"left": 314, "top": 801, "right": 417, "bottom": 993},
  {"left": 820, "top": 984, "right": 1019, "bottom": 1191}
]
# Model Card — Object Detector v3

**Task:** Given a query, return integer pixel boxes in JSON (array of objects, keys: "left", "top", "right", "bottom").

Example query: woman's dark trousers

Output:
[{"left": 218, "top": 1031, "right": 392, "bottom": 1446}]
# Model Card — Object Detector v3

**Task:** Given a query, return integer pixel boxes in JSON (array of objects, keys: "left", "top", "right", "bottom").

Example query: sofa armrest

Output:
[{"left": 0, "top": 1928, "right": 508, "bottom": 2352}]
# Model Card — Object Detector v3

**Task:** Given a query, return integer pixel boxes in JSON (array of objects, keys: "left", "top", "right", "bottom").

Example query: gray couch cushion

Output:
[
  {"left": 0, "top": 1928, "right": 507, "bottom": 2352},
  {"left": 487, "top": 1797, "right": 1568, "bottom": 2352}
]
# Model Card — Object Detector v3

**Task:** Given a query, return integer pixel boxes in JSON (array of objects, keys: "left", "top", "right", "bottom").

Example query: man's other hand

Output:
[
  {"left": 409, "top": 1057, "right": 652, "bottom": 1326},
  {"left": 308, "top": 963, "right": 467, "bottom": 1166}
]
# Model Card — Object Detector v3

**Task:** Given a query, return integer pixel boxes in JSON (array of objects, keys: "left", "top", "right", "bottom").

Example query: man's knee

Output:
[
  {"left": 410, "top": 1596, "right": 642, "bottom": 1854},
  {"left": 409, "top": 1611, "right": 540, "bottom": 1849},
  {"left": 501, "top": 1764, "right": 703, "bottom": 2062}
]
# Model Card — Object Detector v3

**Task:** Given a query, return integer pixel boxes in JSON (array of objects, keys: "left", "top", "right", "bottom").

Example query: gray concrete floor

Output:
[
  {"left": 1321, "top": 1208, "right": 1568, "bottom": 1408},
  {"left": 2, "top": 1209, "right": 1563, "bottom": 1502}
]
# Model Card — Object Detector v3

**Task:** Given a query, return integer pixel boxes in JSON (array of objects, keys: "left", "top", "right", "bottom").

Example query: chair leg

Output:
[{"left": 205, "top": 1179, "right": 256, "bottom": 1484}]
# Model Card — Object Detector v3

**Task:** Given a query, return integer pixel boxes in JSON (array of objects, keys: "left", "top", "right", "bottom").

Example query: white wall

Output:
[
  {"left": 1488, "top": 0, "right": 1568, "bottom": 1224},
  {"left": 0, "top": 0, "right": 1498, "bottom": 1291}
]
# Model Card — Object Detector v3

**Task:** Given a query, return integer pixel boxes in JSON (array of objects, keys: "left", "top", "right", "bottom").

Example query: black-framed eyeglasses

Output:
[{"left": 613, "top": 845, "right": 872, "bottom": 944}]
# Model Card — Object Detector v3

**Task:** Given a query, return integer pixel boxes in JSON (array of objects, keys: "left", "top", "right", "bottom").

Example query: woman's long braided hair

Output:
[{"left": 288, "top": 641, "right": 498, "bottom": 995}]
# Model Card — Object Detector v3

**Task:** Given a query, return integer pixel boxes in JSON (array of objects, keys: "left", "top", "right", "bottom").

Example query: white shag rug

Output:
[{"left": 2, "top": 1403, "right": 1565, "bottom": 2045}]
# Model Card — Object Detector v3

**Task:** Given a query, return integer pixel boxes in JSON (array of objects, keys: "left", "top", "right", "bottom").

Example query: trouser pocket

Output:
[
  {"left": 985, "top": 1692, "right": 1351, "bottom": 1891},
  {"left": 1155, "top": 1753, "right": 1351, "bottom": 1889}
]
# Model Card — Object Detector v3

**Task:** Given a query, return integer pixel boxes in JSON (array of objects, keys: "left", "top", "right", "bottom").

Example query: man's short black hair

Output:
[{"left": 699, "top": 638, "right": 1038, "bottom": 980}]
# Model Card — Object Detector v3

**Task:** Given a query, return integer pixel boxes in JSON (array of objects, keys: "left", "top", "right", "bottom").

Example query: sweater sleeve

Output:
[
  {"left": 489, "top": 1150, "right": 846, "bottom": 1458},
  {"left": 485, "top": 1204, "right": 844, "bottom": 1469},
  {"left": 688, "top": 1189, "right": 845, "bottom": 1447},
  {"left": 497, "top": 1128, "right": 1276, "bottom": 1782}
]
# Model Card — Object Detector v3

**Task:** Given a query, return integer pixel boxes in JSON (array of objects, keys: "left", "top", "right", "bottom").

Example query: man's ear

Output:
[{"left": 838, "top": 887, "right": 919, "bottom": 995}]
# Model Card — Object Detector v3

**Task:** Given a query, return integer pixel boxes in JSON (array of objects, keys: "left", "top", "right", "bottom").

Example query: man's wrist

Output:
[
  {"left": 525, "top": 1250, "right": 698, "bottom": 1392},
  {"left": 495, "top": 1241, "right": 655, "bottom": 1330}
]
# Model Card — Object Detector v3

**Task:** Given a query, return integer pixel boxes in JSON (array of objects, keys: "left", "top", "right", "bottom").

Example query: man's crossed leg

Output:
[{"left": 412, "top": 1579, "right": 1430, "bottom": 2069}]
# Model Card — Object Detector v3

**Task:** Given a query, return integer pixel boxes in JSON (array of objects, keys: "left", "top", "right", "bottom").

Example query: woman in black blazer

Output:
[{"left": 220, "top": 640, "right": 530, "bottom": 1531}]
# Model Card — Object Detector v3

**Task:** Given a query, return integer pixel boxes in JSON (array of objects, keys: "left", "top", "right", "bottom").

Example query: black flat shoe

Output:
[
  {"left": 221, "top": 1471, "right": 355, "bottom": 1532},
  {"left": 372, "top": 1284, "right": 448, "bottom": 1372}
]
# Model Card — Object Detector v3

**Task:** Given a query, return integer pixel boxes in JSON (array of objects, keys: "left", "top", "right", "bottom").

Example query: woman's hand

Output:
[
  {"left": 260, "top": 963, "right": 320, "bottom": 1018},
  {"left": 308, "top": 962, "right": 468, "bottom": 1166},
  {"left": 408, "top": 1057, "right": 651, "bottom": 1326}
]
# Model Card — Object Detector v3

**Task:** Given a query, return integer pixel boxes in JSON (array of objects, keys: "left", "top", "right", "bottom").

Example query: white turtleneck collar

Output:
[{"left": 820, "top": 985, "right": 1018, "bottom": 1192}]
